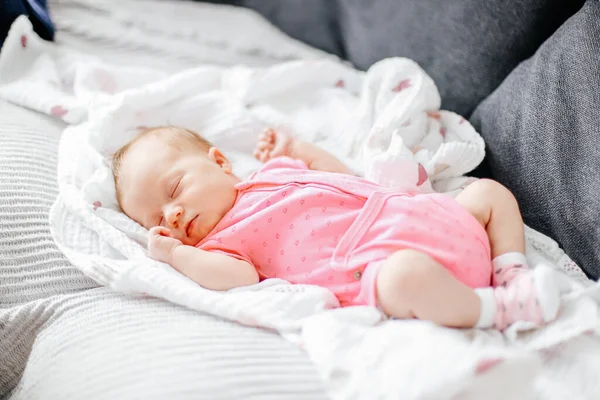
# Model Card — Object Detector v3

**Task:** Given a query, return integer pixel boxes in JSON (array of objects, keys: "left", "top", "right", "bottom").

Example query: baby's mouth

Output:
[{"left": 186, "top": 214, "right": 198, "bottom": 238}]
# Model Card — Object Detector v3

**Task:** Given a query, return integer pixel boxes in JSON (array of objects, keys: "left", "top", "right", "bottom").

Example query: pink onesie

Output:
[{"left": 196, "top": 157, "right": 492, "bottom": 307}]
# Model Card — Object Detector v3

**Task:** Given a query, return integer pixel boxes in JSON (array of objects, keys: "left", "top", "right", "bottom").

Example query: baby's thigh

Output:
[
  {"left": 373, "top": 249, "right": 449, "bottom": 317},
  {"left": 351, "top": 247, "right": 481, "bottom": 311}
]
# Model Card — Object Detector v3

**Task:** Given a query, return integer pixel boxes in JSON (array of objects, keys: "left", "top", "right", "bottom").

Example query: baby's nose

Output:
[{"left": 166, "top": 206, "right": 183, "bottom": 228}]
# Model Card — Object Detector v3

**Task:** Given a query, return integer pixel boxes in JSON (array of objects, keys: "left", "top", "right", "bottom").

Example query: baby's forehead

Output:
[
  {"left": 117, "top": 139, "right": 173, "bottom": 190},
  {"left": 127, "top": 131, "right": 191, "bottom": 158},
  {"left": 120, "top": 133, "right": 204, "bottom": 182},
  {"left": 115, "top": 128, "right": 206, "bottom": 186},
  {"left": 127, "top": 133, "right": 173, "bottom": 159}
]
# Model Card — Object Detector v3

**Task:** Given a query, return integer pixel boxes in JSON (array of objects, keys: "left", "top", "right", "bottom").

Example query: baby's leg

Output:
[
  {"left": 376, "top": 249, "right": 481, "bottom": 328},
  {"left": 454, "top": 179, "right": 560, "bottom": 329},
  {"left": 455, "top": 179, "right": 531, "bottom": 287},
  {"left": 454, "top": 179, "right": 524, "bottom": 263}
]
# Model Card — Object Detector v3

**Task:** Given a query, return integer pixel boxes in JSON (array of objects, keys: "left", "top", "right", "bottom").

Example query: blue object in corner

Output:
[{"left": 0, "top": 0, "right": 54, "bottom": 47}]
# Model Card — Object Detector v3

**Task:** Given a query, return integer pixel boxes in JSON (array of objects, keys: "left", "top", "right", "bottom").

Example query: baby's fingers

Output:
[
  {"left": 154, "top": 234, "right": 174, "bottom": 247},
  {"left": 271, "top": 136, "right": 291, "bottom": 157},
  {"left": 253, "top": 148, "right": 263, "bottom": 161},
  {"left": 150, "top": 226, "right": 171, "bottom": 237},
  {"left": 255, "top": 140, "right": 271, "bottom": 152},
  {"left": 258, "top": 149, "right": 270, "bottom": 163},
  {"left": 257, "top": 131, "right": 268, "bottom": 142}
]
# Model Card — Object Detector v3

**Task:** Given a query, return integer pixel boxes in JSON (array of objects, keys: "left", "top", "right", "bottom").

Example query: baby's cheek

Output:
[{"left": 171, "top": 229, "right": 188, "bottom": 244}]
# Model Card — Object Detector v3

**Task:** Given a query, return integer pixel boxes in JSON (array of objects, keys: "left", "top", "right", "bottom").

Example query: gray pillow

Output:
[
  {"left": 230, "top": 0, "right": 584, "bottom": 116},
  {"left": 470, "top": 0, "right": 600, "bottom": 279},
  {"left": 335, "top": 0, "right": 584, "bottom": 116}
]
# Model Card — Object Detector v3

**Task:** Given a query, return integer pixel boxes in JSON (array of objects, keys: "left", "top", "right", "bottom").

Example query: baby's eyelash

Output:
[
  {"left": 158, "top": 216, "right": 164, "bottom": 226},
  {"left": 170, "top": 177, "right": 182, "bottom": 198}
]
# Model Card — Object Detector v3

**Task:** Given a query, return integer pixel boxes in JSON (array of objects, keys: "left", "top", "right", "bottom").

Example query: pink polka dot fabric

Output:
[{"left": 196, "top": 157, "right": 492, "bottom": 307}]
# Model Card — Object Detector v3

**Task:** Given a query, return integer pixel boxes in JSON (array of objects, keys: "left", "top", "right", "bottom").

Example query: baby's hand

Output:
[
  {"left": 254, "top": 128, "right": 293, "bottom": 163},
  {"left": 148, "top": 226, "right": 183, "bottom": 264}
]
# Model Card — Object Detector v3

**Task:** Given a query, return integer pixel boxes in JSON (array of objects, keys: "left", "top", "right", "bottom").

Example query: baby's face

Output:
[{"left": 118, "top": 135, "right": 239, "bottom": 246}]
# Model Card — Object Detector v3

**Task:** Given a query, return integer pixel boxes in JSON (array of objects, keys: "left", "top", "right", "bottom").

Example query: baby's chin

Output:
[
  {"left": 182, "top": 205, "right": 233, "bottom": 246},
  {"left": 181, "top": 236, "right": 202, "bottom": 247},
  {"left": 183, "top": 218, "right": 218, "bottom": 246},
  {"left": 180, "top": 229, "right": 207, "bottom": 247}
]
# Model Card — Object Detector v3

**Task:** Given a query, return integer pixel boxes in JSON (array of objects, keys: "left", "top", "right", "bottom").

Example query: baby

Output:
[{"left": 112, "top": 125, "right": 562, "bottom": 330}]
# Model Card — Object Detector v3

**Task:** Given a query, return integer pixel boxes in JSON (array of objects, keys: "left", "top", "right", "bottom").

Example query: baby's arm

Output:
[
  {"left": 254, "top": 129, "right": 352, "bottom": 175},
  {"left": 148, "top": 227, "right": 259, "bottom": 291},
  {"left": 170, "top": 245, "right": 259, "bottom": 290}
]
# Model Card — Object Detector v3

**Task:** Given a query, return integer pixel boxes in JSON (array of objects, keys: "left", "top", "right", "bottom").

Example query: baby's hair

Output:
[{"left": 112, "top": 125, "right": 212, "bottom": 206}]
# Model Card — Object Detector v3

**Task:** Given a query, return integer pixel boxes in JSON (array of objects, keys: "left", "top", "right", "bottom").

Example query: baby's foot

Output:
[
  {"left": 492, "top": 253, "right": 529, "bottom": 287},
  {"left": 254, "top": 128, "right": 293, "bottom": 163},
  {"left": 493, "top": 265, "right": 561, "bottom": 330}
]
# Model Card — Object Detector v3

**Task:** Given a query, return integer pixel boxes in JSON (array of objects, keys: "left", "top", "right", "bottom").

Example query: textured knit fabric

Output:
[
  {"left": 0, "top": 100, "right": 99, "bottom": 396},
  {"left": 7, "top": 288, "right": 327, "bottom": 400},
  {"left": 228, "top": 0, "right": 584, "bottom": 116},
  {"left": 470, "top": 0, "right": 600, "bottom": 280}
]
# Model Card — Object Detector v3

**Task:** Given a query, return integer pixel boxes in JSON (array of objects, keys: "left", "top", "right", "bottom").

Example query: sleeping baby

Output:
[{"left": 112, "top": 125, "right": 563, "bottom": 330}]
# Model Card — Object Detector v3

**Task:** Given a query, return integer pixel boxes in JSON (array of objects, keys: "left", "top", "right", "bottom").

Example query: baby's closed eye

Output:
[{"left": 170, "top": 176, "right": 182, "bottom": 198}]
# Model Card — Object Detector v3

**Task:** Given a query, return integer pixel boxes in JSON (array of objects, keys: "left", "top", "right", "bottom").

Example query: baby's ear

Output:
[{"left": 208, "top": 147, "right": 232, "bottom": 173}]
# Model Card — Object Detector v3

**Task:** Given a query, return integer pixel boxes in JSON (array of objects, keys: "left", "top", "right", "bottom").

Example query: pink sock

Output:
[
  {"left": 492, "top": 271, "right": 544, "bottom": 330},
  {"left": 492, "top": 252, "right": 529, "bottom": 287},
  {"left": 476, "top": 259, "right": 562, "bottom": 331}
]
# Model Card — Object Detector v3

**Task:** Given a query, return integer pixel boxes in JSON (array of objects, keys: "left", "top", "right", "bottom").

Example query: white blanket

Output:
[{"left": 2, "top": 15, "right": 600, "bottom": 400}]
